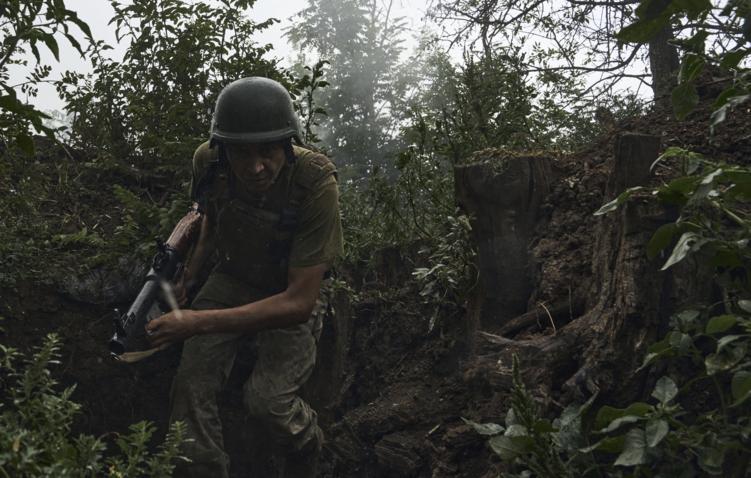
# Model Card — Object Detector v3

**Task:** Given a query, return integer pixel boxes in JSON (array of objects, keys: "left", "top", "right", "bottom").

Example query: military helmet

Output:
[{"left": 210, "top": 77, "right": 301, "bottom": 144}]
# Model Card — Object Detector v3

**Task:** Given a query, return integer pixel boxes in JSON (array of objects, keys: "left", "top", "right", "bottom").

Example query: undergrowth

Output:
[{"left": 0, "top": 334, "right": 186, "bottom": 476}]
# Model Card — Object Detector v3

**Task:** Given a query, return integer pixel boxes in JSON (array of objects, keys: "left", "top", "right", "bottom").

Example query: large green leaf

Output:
[
  {"left": 716, "top": 334, "right": 744, "bottom": 351},
  {"left": 705, "top": 315, "right": 738, "bottom": 334},
  {"left": 40, "top": 32, "right": 60, "bottom": 60},
  {"left": 661, "top": 232, "right": 705, "bottom": 270},
  {"left": 668, "top": 331, "right": 694, "bottom": 355},
  {"left": 647, "top": 223, "right": 678, "bottom": 259},
  {"left": 0, "top": 94, "right": 24, "bottom": 114},
  {"left": 532, "top": 419, "right": 555, "bottom": 434},
  {"left": 488, "top": 434, "right": 534, "bottom": 461},
  {"left": 595, "top": 402, "right": 653, "bottom": 430},
  {"left": 698, "top": 444, "right": 726, "bottom": 475},
  {"left": 672, "top": 81, "right": 700, "bottom": 120},
  {"left": 637, "top": 336, "right": 674, "bottom": 372},
  {"left": 594, "top": 187, "right": 643, "bottom": 216},
  {"left": 554, "top": 393, "right": 598, "bottom": 451},
  {"left": 720, "top": 49, "right": 749, "bottom": 70},
  {"left": 600, "top": 415, "right": 643, "bottom": 434},
  {"left": 738, "top": 300, "right": 751, "bottom": 314},
  {"left": 679, "top": 53, "right": 705, "bottom": 83},
  {"left": 656, "top": 175, "right": 701, "bottom": 205},
  {"left": 580, "top": 435, "right": 626, "bottom": 454},
  {"left": 672, "top": 310, "right": 701, "bottom": 329},
  {"left": 614, "top": 428, "right": 648, "bottom": 466},
  {"left": 731, "top": 370, "right": 751, "bottom": 406},
  {"left": 651, "top": 376, "right": 678, "bottom": 404},
  {"left": 711, "top": 94, "right": 751, "bottom": 129},
  {"left": 645, "top": 419, "right": 669, "bottom": 448}
]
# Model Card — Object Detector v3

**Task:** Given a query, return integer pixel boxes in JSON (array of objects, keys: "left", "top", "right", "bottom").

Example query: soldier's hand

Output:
[{"left": 146, "top": 309, "right": 200, "bottom": 348}]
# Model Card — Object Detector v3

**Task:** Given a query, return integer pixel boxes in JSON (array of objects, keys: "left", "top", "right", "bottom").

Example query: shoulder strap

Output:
[
  {"left": 270, "top": 148, "right": 337, "bottom": 265},
  {"left": 191, "top": 142, "right": 230, "bottom": 212}
]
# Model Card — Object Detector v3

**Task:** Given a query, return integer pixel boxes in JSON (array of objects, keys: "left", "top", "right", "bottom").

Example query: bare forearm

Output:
[
  {"left": 193, "top": 290, "right": 313, "bottom": 334},
  {"left": 147, "top": 264, "right": 326, "bottom": 348}
]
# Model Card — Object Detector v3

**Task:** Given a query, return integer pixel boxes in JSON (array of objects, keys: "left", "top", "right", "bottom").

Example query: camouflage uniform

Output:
[{"left": 170, "top": 142, "right": 342, "bottom": 477}]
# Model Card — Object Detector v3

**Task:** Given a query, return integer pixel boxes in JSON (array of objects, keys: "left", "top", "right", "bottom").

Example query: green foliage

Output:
[
  {"left": 413, "top": 214, "right": 477, "bottom": 331},
  {"left": 472, "top": 314, "right": 751, "bottom": 476},
  {"left": 620, "top": 0, "right": 750, "bottom": 122},
  {"left": 57, "top": 0, "right": 283, "bottom": 171},
  {"left": 397, "top": 40, "right": 635, "bottom": 163},
  {"left": 482, "top": 355, "right": 576, "bottom": 477},
  {"left": 290, "top": 60, "right": 330, "bottom": 145},
  {"left": 340, "top": 141, "right": 456, "bottom": 263},
  {"left": 607, "top": 149, "right": 751, "bottom": 283},
  {"left": 0, "top": 0, "right": 93, "bottom": 154},
  {"left": 0, "top": 137, "right": 191, "bottom": 289},
  {"left": 0, "top": 334, "right": 186, "bottom": 477},
  {"left": 110, "top": 184, "right": 190, "bottom": 261}
]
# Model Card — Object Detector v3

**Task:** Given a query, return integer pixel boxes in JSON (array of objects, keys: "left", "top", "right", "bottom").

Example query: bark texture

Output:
[
  {"left": 454, "top": 151, "right": 554, "bottom": 328},
  {"left": 649, "top": 25, "right": 681, "bottom": 110}
]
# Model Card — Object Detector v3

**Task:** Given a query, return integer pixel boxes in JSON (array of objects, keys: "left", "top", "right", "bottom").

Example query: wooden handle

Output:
[{"left": 165, "top": 203, "right": 203, "bottom": 257}]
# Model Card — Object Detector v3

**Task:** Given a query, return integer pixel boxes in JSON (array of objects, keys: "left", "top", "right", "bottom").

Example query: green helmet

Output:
[{"left": 210, "top": 77, "right": 301, "bottom": 144}]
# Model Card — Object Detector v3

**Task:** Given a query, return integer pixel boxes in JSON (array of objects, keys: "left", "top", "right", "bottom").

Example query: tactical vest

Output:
[{"left": 196, "top": 145, "right": 336, "bottom": 295}]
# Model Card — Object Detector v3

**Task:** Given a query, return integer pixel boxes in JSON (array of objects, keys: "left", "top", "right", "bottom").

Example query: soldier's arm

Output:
[{"left": 146, "top": 263, "right": 327, "bottom": 347}]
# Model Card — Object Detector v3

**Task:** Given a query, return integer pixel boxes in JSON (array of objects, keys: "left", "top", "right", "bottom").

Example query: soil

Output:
[{"left": 2, "top": 99, "right": 751, "bottom": 477}]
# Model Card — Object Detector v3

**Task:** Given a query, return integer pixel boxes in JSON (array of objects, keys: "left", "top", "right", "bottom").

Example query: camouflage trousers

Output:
[{"left": 169, "top": 297, "right": 325, "bottom": 478}]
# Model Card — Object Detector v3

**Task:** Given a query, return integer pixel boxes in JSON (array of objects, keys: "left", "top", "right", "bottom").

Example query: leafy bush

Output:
[
  {"left": 0, "top": 0, "right": 93, "bottom": 154},
  {"left": 57, "top": 0, "right": 284, "bottom": 171},
  {"left": 470, "top": 309, "right": 751, "bottom": 476},
  {"left": 0, "top": 334, "right": 186, "bottom": 477},
  {"left": 617, "top": 0, "right": 750, "bottom": 124},
  {"left": 413, "top": 213, "right": 477, "bottom": 331}
]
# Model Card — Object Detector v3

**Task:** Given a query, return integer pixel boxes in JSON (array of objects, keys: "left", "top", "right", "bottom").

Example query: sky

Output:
[{"left": 10, "top": 0, "right": 429, "bottom": 114}]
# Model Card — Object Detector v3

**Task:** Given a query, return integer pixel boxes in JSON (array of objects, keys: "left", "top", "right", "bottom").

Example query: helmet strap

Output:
[
  {"left": 214, "top": 142, "right": 236, "bottom": 199},
  {"left": 283, "top": 139, "right": 297, "bottom": 165}
]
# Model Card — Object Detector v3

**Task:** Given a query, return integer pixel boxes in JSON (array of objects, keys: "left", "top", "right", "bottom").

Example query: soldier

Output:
[{"left": 145, "top": 77, "right": 343, "bottom": 478}]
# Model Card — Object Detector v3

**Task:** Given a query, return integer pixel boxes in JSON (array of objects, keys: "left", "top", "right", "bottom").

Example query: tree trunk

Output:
[
  {"left": 454, "top": 150, "right": 554, "bottom": 328},
  {"left": 649, "top": 25, "right": 681, "bottom": 111}
]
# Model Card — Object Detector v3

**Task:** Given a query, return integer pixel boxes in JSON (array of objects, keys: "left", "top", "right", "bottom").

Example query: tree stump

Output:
[
  {"left": 454, "top": 150, "right": 553, "bottom": 328},
  {"left": 464, "top": 134, "right": 682, "bottom": 402}
]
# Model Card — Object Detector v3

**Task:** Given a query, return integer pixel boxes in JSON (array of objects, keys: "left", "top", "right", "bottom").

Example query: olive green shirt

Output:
[{"left": 189, "top": 141, "right": 343, "bottom": 307}]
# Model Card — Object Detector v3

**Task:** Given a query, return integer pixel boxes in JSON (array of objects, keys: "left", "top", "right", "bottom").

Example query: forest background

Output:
[{"left": 1, "top": 0, "right": 751, "bottom": 476}]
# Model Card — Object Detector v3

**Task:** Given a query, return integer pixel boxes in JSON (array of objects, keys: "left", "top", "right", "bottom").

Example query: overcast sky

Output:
[{"left": 12, "top": 0, "right": 428, "bottom": 113}]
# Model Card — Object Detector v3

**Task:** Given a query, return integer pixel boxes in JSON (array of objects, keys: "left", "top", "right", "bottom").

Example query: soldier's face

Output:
[{"left": 226, "top": 142, "right": 286, "bottom": 191}]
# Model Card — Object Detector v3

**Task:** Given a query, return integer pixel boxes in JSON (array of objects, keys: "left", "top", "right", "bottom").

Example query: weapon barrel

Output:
[{"left": 109, "top": 249, "right": 180, "bottom": 355}]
